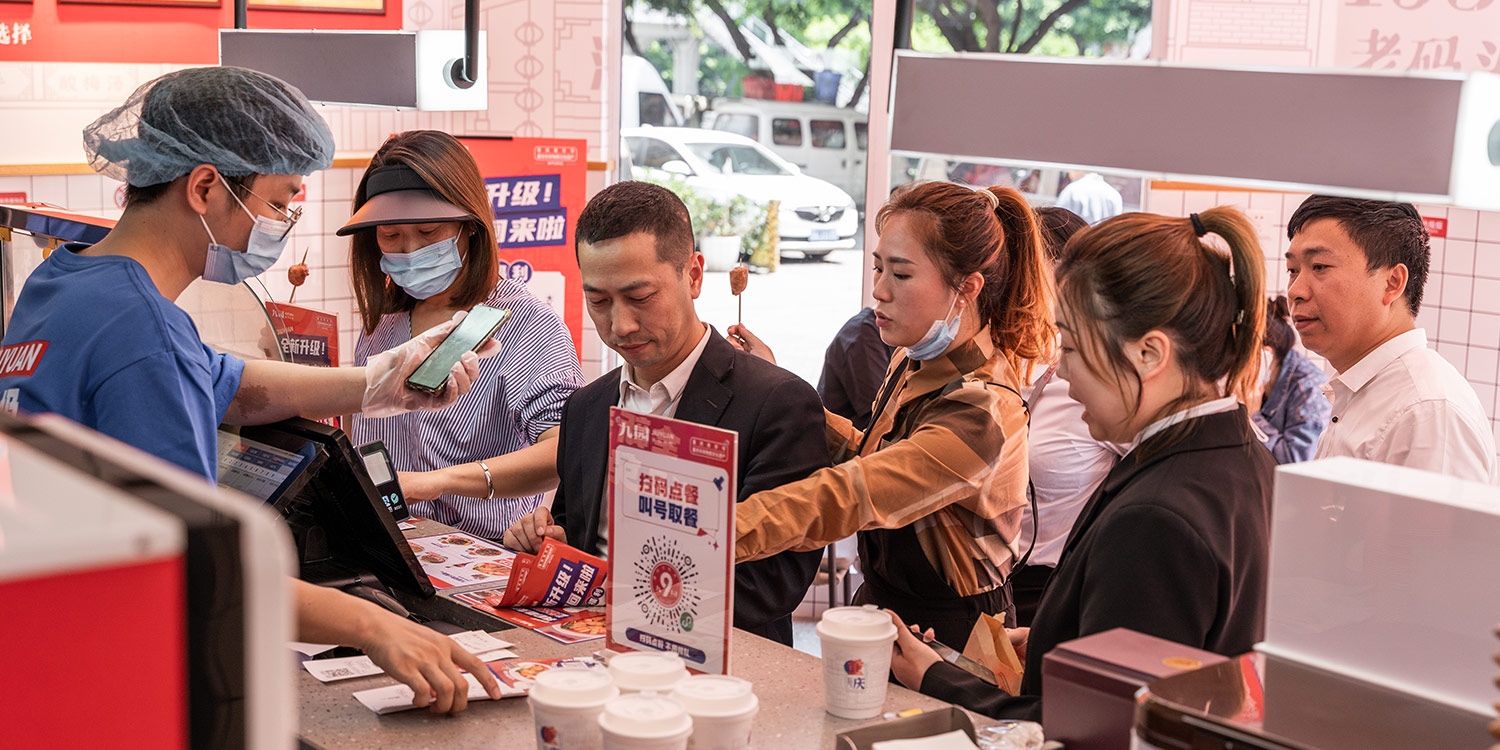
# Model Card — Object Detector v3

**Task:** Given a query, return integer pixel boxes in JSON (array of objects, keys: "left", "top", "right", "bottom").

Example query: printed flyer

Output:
[
  {"left": 449, "top": 590, "right": 606, "bottom": 644},
  {"left": 406, "top": 532, "right": 517, "bottom": 589},
  {"left": 606, "top": 407, "right": 737, "bottom": 674}
]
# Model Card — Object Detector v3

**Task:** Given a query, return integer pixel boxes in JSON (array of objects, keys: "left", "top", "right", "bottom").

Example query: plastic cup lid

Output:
[
  {"left": 817, "top": 605, "right": 898, "bottom": 642},
  {"left": 671, "top": 675, "right": 758, "bottom": 716},
  {"left": 530, "top": 667, "right": 617, "bottom": 706},
  {"left": 598, "top": 693, "right": 693, "bottom": 737},
  {"left": 609, "top": 651, "right": 689, "bottom": 691}
]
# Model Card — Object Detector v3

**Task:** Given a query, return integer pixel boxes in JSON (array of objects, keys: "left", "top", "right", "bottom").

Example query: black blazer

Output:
[
  {"left": 921, "top": 407, "right": 1275, "bottom": 720},
  {"left": 552, "top": 329, "right": 828, "bottom": 642}
]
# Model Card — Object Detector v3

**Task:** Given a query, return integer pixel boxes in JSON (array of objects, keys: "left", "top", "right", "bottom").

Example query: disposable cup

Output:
[
  {"left": 529, "top": 667, "right": 619, "bottom": 750},
  {"left": 816, "top": 605, "right": 898, "bottom": 719},
  {"left": 609, "top": 651, "right": 690, "bottom": 694},
  {"left": 671, "top": 675, "right": 758, "bottom": 750},
  {"left": 598, "top": 692, "right": 694, "bottom": 750}
]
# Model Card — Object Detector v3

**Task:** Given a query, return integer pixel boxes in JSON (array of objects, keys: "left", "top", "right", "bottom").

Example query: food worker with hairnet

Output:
[{"left": 0, "top": 66, "right": 504, "bottom": 714}]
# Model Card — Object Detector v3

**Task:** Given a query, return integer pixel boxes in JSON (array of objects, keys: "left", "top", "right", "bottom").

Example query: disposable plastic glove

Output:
[{"left": 361, "top": 310, "right": 502, "bottom": 418}]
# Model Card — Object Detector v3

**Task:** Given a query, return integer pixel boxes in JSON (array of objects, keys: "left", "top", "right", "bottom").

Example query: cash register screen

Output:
[{"left": 216, "top": 431, "right": 315, "bottom": 505}]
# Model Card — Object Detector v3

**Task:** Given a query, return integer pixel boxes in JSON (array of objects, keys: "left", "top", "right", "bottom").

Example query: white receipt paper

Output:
[
  {"left": 871, "top": 730, "right": 980, "bottom": 750},
  {"left": 353, "top": 672, "right": 527, "bottom": 715},
  {"left": 303, "top": 630, "right": 517, "bottom": 683}
]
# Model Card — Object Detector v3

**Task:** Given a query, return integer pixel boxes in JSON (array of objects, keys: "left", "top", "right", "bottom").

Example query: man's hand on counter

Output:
[
  {"left": 356, "top": 611, "right": 502, "bottom": 713},
  {"left": 502, "top": 506, "right": 567, "bottom": 554},
  {"left": 294, "top": 580, "right": 502, "bottom": 713}
]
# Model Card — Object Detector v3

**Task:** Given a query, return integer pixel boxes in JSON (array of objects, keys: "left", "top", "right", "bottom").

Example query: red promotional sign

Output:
[
  {"left": 459, "top": 136, "right": 586, "bottom": 362},
  {"left": 1422, "top": 216, "right": 1448, "bottom": 239}
]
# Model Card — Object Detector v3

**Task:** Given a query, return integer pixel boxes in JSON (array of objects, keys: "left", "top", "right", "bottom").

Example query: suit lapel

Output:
[
  {"left": 579, "top": 370, "right": 621, "bottom": 547},
  {"left": 673, "top": 329, "right": 735, "bottom": 428}
]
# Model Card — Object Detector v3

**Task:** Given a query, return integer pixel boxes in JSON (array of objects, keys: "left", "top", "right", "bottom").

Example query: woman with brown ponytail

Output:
[
  {"left": 728, "top": 181, "right": 1056, "bottom": 645},
  {"left": 888, "top": 207, "right": 1276, "bottom": 720}
]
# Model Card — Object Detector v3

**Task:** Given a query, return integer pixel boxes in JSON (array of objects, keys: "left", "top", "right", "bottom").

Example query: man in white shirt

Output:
[
  {"left": 502, "top": 181, "right": 828, "bottom": 644},
  {"left": 1285, "top": 195, "right": 1495, "bottom": 482},
  {"left": 1055, "top": 171, "right": 1123, "bottom": 224}
]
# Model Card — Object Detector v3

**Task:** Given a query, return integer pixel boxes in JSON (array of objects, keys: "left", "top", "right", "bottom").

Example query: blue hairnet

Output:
[{"left": 83, "top": 66, "right": 335, "bottom": 187}]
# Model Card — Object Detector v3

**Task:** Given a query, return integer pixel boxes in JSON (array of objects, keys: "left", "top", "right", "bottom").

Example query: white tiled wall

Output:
[{"left": 1148, "top": 185, "right": 1500, "bottom": 475}]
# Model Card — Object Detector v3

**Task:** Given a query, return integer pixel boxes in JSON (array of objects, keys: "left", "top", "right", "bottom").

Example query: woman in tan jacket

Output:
[{"left": 728, "top": 180, "right": 1055, "bottom": 645}]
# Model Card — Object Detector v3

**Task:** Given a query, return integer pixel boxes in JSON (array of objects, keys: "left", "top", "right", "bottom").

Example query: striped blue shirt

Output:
[{"left": 352, "top": 279, "right": 582, "bottom": 539}]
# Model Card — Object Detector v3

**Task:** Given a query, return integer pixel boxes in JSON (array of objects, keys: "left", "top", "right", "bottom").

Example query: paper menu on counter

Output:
[
  {"left": 303, "top": 630, "right": 517, "bottom": 682},
  {"left": 606, "top": 408, "right": 736, "bottom": 675},
  {"left": 353, "top": 673, "right": 520, "bottom": 715},
  {"left": 406, "top": 532, "right": 518, "bottom": 589},
  {"left": 350, "top": 657, "right": 605, "bottom": 714},
  {"left": 448, "top": 590, "right": 606, "bottom": 644}
]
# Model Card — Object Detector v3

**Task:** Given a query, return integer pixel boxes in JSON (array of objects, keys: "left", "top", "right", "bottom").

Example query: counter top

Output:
[{"left": 298, "top": 625, "right": 981, "bottom": 749}]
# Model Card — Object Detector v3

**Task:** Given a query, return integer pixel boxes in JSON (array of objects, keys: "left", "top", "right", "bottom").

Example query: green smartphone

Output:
[{"left": 404, "top": 304, "right": 511, "bottom": 395}]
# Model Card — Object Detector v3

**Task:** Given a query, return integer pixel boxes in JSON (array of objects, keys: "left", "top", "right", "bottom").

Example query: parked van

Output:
[
  {"left": 703, "top": 99, "right": 868, "bottom": 206},
  {"left": 622, "top": 55, "right": 684, "bottom": 129}
]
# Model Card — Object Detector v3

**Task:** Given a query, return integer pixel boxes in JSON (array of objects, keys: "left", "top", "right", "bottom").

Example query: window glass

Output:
[
  {"left": 771, "top": 118, "right": 803, "bottom": 146},
  {"left": 638, "top": 93, "right": 676, "bottom": 127},
  {"left": 855, "top": 123, "right": 868, "bottom": 151},
  {"left": 627, "top": 138, "right": 687, "bottom": 170},
  {"left": 683, "top": 144, "right": 789, "bottom": 176},
  {"left": 811, "top": 120, "right": 847, "bottom": 149},
  {"left": 712, "top": 113, "right": 759, "bottom": 140}
]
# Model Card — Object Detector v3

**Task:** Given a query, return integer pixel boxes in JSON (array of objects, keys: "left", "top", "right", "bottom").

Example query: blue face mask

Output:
[
  {"left": 200, "top": 180, "right": 293, "bottom": 285},
  {"left": 906, "top": 293, "right": 962, "bottom": 361},
  {"left": 380, "top": 236, "right": 464, "bottom": 300}
]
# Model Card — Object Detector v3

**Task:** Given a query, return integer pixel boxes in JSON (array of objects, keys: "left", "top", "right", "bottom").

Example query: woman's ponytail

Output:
[
  {"left": 984, "top": 186, "right": 1057, "bottom": 371},
  {"left": 1196, "top": 207, "right": 1266, "bottom": 403}
]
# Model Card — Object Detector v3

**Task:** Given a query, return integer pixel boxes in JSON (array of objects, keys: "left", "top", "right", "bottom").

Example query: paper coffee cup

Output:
[
  {"left": 530, "top": 667, "right": 619, "bottom": 750},
  {"left": 598, "top": 693, "right": 694, "bottom": 750},
  {"left": 609, "top": 651, "right": 690, "bottom": 694},
  {"left": 671, "top": 675, "right": 758, "bottom": 750},
  {"left": 816, "top": 605, "right": 898, "bottom": 719}
]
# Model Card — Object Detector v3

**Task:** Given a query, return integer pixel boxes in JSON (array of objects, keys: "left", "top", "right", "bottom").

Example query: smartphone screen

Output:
[{"left": 405, "top": 305, "right": 511, "bottom": 394}]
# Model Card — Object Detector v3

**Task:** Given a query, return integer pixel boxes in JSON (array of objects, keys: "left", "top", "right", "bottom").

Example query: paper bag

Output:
[{"left": 962, "top": 613, "right": 1024, "bottom": 694}]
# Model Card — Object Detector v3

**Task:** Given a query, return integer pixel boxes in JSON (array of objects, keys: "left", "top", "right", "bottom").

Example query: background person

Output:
[
  {"left": 1054, "top": 170, "right": 1122, "bottom": 224},
  {"left": 342, "top": 130, "right": 582, "bottom": 540},
  {"left": 729, "top": 181, "right": 1056, "bottom": 646},
  {"left": 1253, "top": 295, "right": 1330, "bottom": 463},
  {"left": 818, "top": 307, "right": 896, "bottom": 431},
  {"left": 1010, "top": 205, "right": 1119, "bottom": 628},
  {"left": 1285, "top": 195, "right": 1494, "bottom": 481},
  {"left": 896, "top": 208, "right": 1274, "bottom": 720},
  {"left": 502, "top": 181, "right": 827, "bottom": 645},
  {"left": 0, "top": 67, "right": 500, "bottom": 713}
]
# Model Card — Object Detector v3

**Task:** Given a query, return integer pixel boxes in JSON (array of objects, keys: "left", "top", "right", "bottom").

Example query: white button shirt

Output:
[
  {"left": 1315, "top": 328, "right": 1495, "bottom": 483},
  {"left": 1020, "top": 365, "right": 1120, "bottom": 568},
  {"left": 595, "top": 324, "right": 712, "bottom": 554}
]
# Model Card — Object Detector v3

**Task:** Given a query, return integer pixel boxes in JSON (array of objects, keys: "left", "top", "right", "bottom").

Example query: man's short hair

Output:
[
  {"left": 1288, "top": 195, "right": 1430, "bottom": 315},
  {"left": 575, "top": 181, "right": 695, "bottom": 269}
]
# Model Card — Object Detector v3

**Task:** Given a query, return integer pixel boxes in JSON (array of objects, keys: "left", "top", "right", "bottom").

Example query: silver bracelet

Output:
[{"left": 477, "top": 459, "right": 494, "bottom": 499}]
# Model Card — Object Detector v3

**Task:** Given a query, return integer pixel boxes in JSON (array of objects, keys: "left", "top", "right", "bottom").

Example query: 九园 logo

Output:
[{"left": 844, "top": 659, "right": 864, "bottom": 676}]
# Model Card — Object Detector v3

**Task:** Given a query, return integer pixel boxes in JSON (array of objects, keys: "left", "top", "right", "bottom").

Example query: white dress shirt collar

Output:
[
  {"left": 1134, "top": 395, "right": 1240, "bottom": 446},
  {"left": 617, "top": 323, "right": 711, "bottom": 418},
  {"left": 1325, "top": 328, "right": 1426, "bottom": 396}
]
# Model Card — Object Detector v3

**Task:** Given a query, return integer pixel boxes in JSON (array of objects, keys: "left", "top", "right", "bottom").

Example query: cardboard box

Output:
[{"left": 1042, "top": 628, "right": 1227, "bottom": 750}]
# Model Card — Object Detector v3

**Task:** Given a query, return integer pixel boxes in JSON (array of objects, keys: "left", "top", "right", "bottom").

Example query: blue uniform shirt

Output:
[{"left": 0, "top": 243, "right": 245, "bottom": 479}]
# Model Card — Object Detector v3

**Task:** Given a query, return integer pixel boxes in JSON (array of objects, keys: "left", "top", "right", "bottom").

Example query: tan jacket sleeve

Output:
[{"left": 735, "top": 383, "right": 1025, "bottom": 562}]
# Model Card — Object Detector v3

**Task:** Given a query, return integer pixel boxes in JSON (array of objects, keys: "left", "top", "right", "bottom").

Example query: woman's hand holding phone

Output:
[{"left": 361, "top": 310, "right": 502, "bottom": 417}]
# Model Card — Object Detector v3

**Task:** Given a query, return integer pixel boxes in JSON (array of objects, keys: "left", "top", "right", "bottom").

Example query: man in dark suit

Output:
[{"left": 502, "top": 181, "right": 827, "bottom": 645}]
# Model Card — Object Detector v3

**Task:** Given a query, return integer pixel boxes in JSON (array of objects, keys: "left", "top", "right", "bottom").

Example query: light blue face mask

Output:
[
  {"left": 200, "top": 179, "right": 293, "bottom": 285},
  {"left": 906, "top": 293, "right": 962, "bottom": 361},
  {"left": 380, "top": 236, "right": 464, "bottom": 300}
]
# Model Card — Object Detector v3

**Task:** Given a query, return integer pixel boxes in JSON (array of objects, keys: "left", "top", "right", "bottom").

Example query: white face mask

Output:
[
  {"left": 200, "top": 176, "right": 294, "bottom": 285},
  {"left": 906, "top": 292, "right": 961, "bottom": 361}
]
